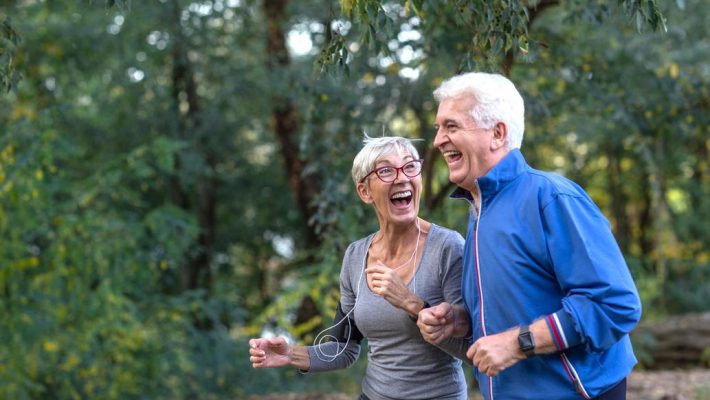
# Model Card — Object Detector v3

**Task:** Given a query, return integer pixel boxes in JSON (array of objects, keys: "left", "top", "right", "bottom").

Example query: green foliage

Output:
[
  {"left": 702, "top": 347, "right": 710, "bottom": 368},
  {"left": 0, "top": 14, "right": 21, "bottom": 92},
  {"left": 322, "top": 0, "right": 666, "bottom": 72},
  {"left": 0, "top": 0, "right": 707, "bottom": 398},
  {"left": 513, "top": 0, "right": 709, "bottom": 316}
]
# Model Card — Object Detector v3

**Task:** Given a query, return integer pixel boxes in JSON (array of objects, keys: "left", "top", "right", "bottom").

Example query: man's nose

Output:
[{"left": 433, "top": 126, "right": 446, "bottom": 147}]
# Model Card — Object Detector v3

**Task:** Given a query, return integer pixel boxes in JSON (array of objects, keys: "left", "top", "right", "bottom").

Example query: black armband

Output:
[{"left": 331, "top": 302, "right": 364, "bottom": 344}]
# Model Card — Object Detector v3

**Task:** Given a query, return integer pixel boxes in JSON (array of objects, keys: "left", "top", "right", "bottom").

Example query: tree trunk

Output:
[
  {"left": 264, "top": 0, "right": 322, "bottom": 250},
  {"left": 637, "top": 163, "right": 654, "bottom": 273},
  {"left": 640, "top": 139, "right": 681, "bottom": 311},
  {"left": 263, "top": 0, "right": 324, "bottom": 339},
  {"left": 168, "top": 2, "right": 216, "bottom": 294},
  {"left": 605, "top": 141, "right": 631, "bottom": 253}
]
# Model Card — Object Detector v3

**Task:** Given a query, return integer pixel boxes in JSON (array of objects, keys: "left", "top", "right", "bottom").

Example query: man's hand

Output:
[
  {"left": 249, "top": 337, "right": 292, "bottom": 368},
  {"left": 417, "top": 302, "right": 456, "bottom": 345},
  {"left": 466, "top": 329, "right": 524, "bottom": 377}
]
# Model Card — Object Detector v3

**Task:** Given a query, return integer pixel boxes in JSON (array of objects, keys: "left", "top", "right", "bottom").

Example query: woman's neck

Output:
[{"left": 372, "top": 218, "right": 421, "bottom": 258}]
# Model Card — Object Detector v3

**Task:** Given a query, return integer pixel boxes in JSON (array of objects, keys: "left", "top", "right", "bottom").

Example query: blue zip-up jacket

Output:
[{"left": 452, "top": 149, "right": 642, "bottom": 400}]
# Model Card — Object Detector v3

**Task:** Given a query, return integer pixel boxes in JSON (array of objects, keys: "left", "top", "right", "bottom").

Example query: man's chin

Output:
[{"left": 448, "top": 172, "right": 465, "bottom": 187}]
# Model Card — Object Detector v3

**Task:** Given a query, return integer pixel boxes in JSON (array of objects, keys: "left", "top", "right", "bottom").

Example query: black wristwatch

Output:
[
  {"left": 408, "top": 301, "right": 431, "bottom": 322},
  {"left": 518, "top": 324, "right": 535, "bottom": 357}
]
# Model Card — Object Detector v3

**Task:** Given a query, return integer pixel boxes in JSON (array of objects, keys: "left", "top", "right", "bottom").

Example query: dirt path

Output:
[
  {"left": 247, "top": 369, "right": 710, "bottom": 400},
  {"left": 627, "top": 369, "right": 710, "bottom": 400}
]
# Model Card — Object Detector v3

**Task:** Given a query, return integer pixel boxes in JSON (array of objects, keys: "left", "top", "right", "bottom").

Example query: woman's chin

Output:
[{"left": 387, "top": 204, "right": 418, "bottom": 222}]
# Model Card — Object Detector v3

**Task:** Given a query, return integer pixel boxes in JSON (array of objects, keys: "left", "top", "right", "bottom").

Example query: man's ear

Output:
[
  {"left": 356, "top": 182, "right": 373, "bottom": 204},
  {"left": 491, "top": 121, "right": 508, "bottom": 151}
]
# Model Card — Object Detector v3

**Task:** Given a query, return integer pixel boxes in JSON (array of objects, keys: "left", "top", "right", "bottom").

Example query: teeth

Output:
[
  {"left": 391, "top": 190, "right": 412, "bottom": 200},
  {"left": 443, "top": 150, "right": 461, "bottom": 157}
]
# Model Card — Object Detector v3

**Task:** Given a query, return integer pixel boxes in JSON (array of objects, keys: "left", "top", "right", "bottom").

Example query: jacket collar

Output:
[{"left": 450, "top": 149, "right": 528, "bottom": 201}]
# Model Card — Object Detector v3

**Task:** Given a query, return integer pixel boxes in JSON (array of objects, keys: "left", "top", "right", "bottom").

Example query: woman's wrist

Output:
[
  {"left": 404, "top": 296, "right": 424, "bottom": 317},
  {"left": 288, "top": 345, "right": 311, "bottom": 371},
  {"left": 407, "top": 297, "right": 430, "bottom": 321}
]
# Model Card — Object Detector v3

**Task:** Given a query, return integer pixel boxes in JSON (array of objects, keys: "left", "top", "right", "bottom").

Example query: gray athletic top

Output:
[{"left": 306, "top": 224, "right": 469, "bottom": 400}]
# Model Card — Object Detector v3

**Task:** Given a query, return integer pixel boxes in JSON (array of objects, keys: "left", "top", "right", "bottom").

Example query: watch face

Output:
[
  {"left": 518, "top": 326, "right": 535, "bottom": 355},
  {"left": 520, "top": 332, "right": 533, "bottom": 349}
]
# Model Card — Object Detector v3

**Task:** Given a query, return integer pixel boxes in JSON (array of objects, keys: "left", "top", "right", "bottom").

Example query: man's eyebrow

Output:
[{"left": 434, "top": 118, "right": 459, "bottom": 128}]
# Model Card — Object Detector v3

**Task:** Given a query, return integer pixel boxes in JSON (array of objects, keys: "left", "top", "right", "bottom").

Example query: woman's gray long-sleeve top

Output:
[{"left": 306, "top": 224, "right": 469, "bottom": 400}]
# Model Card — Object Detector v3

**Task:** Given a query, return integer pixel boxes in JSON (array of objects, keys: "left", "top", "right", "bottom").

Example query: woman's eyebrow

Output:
[{"left": 375, "top": 156, "right": 414, "bottom": 167}]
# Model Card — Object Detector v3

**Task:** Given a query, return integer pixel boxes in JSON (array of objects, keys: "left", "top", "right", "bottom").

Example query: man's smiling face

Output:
[{"left": 433, "top": 96, "right": 496, "bottom": 192}]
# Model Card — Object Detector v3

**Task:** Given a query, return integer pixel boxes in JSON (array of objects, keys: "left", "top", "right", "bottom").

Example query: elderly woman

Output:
[{"left": 249, "top": 135, "right": 470, "bottom": 400}]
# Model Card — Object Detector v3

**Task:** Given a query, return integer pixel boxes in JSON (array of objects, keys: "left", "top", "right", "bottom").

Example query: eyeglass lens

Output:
[{"left": 376, "top": 160, "right": 422, "bottom": 182}]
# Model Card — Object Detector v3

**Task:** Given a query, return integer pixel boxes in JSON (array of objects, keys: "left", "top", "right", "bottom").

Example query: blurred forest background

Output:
[{"left": 0, "top": 0, "right": 708, "bottom": 398}]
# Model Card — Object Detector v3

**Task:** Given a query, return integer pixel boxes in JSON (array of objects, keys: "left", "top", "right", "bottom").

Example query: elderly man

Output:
[{"left": 417, "top": 72, "right": 642, "bottom": 400}]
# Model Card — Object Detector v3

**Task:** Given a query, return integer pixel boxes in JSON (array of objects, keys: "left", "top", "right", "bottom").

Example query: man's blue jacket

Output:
[{"left": 452, "top": 149, "right": 642, "bottom": 400}]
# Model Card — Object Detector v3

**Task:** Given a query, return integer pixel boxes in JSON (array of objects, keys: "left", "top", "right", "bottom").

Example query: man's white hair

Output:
[
  {"left": 351, "top": 134, "right": 421, "bottom": 184},
  {"left": 433, "top": 72, "right": 525, "bottom": 150}
]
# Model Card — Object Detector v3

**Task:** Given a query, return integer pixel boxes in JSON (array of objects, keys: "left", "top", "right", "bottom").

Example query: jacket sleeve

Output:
[{"left": 542, "top": 193, "right": 642, "bottom": 353}]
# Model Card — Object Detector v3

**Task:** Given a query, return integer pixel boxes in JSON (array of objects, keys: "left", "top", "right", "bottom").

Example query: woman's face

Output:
[{"left": 357, "top": 151, "right": 422, "bottom": 227}]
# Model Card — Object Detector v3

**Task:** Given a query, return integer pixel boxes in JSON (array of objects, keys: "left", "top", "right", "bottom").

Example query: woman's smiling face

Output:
[{"left": 358, "top": 151, "right": 422, "bottom": 226}]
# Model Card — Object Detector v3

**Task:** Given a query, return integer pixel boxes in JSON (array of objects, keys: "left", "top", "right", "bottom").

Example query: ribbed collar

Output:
[{"left": 450, "top": 149, "right": 528, "bottom": 201}]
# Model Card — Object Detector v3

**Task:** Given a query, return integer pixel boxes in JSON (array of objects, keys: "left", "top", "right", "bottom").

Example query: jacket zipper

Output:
[
  {"left": 471, "top": 181, "right": 493, "bottom": 400},
  {"left": 559, "top": 353, "right": 591, "bottom": 399}
]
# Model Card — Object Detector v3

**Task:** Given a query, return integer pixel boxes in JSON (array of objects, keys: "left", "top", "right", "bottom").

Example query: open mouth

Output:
[
  {"left": 443, "top": 150, "right": 462, "bottom": 163},
  {"left": 390, "top": 190, "right": 413, "bottom": 208}
]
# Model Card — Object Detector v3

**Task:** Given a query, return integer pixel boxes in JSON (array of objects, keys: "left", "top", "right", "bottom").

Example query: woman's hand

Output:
[
  {"left": 249, "top": 337, "right": 292, "bottom": 368},
  {"left": 367, "top": 260, "right": 415, "bottom": 310}
]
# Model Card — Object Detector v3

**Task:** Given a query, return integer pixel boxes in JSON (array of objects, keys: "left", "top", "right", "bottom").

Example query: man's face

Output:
[{"left": 433, "top": 96, "right": 495, "bottom": 192}]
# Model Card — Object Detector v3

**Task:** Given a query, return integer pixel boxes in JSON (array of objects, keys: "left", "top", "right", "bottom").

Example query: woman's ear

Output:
[
  {"left": 491, "top": 121, "right": 509, "bottom": 151},
  {"left": 356, "top": 182, "right": 373, "bottom": 204}
]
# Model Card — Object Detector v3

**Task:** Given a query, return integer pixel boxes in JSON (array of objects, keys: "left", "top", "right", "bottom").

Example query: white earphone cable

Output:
[{"left": 312, "top": 219, "right": 422, "bottom": 362}]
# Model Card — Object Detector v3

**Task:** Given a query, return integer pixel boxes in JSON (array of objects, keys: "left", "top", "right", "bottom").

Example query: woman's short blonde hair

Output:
[{"left": 351, "top": 134, "right": 421, "bottom": 184}]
